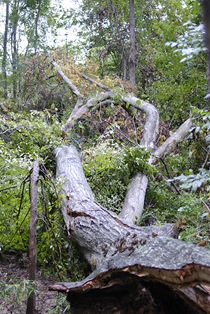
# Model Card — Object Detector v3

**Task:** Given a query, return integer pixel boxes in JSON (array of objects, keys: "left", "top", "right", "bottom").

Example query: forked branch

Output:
[{"left": 52, "top": 59, "right": 194, "bottom": 223}]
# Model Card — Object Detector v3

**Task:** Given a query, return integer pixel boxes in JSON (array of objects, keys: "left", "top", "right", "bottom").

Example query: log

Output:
[
  {"left": 50, "top": 145, "right": 210, "bottom": 313},
  {"left": 50, "top": 59, "right": 210, "bottom": 312}
]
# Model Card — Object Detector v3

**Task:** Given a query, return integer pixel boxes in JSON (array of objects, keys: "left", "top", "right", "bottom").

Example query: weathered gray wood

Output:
[
  {"left": 120, "top": 173, "right": 148, "bottom": 223},
  {"left": 119, "top": 97, "right": 159, "bottom": 222},
  {"left": 122, "top": 97, "right": 159, "bottom": 151},
  {"left": 51, "top": 60, "right": 210, "bottom": 312},
  {"left": 51, "top": 60, "right": 82, "bottom": 98},
  {"left": 150, "top": 118, "right": 193, "bottom": 164},
  {"left": 56, "top": 145, "right": 149, "bottom": 266},
  {"left": 55, "top": 145, "right": 210, "bottom": 277},
  {"left": 52, "top": 59, "right": 193, "bottom": 224},
  {"left": 52, "top": 145, "right": 210, "bottom": 313},
  {"left": 64, "top": 91, "right": 112, "bottom": 131}
]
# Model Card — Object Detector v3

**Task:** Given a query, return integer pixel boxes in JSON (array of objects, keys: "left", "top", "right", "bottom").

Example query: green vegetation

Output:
[{"left": 0, "top": 0, "right": 209, "bottom": 311}]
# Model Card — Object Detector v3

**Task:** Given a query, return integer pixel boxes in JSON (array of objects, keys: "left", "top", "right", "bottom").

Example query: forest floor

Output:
[{"left": 0, "top": 253, "right": 69, "bottom": 313}]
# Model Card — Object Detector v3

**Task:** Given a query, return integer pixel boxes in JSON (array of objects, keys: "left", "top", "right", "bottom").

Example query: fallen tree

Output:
[{"left": 49, "top": 59, "right": 210, "bottom": 313}]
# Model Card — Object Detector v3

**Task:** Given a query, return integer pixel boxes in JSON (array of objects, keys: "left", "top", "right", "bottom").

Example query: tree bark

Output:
[
  {"left": 34, "top": 0, "right": 42, "bottom": 54},
  {"left": 51, "top": 144, "right": 210, "bottom": 313},
  {"left": 129, "top": 0, "right": 136, "bottom": 89},
  {"left": 110, "top": 0, "right": 128, "bottom": 81},
  {"left": 50, "top": 59, "right": 210, "bottom": 312},
  {"left": 11, "top": 0, "right": 19, "bottom": 100},
  {"left": 2, "top": 1, "right": 9, "bottom": 99},
  {"left": 202, "top": 0, "right": 210, "bottom": 91},
  {"left": 26, "top": 161, "right": 39, "bottom": 314}
]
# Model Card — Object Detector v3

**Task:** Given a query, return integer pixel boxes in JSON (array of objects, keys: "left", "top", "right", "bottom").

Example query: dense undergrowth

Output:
[{"left": 0, "top": 54, "right": 209, "bottom": 311}]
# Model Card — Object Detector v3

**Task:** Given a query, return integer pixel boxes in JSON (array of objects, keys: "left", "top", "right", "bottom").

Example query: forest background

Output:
[{"left": 0, "top": 0, "right": 209, "bottom": 312}]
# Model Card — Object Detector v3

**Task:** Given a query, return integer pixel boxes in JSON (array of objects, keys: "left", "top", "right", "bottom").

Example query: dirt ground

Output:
[{"left": 0, "top": 254, "right": 70, "bottom": 313}]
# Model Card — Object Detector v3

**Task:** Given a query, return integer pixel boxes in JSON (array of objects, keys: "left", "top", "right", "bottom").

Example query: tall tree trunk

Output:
[
  {"left": 2, "top": 1, "right": 9, "bottom": 99},
  {"left": 202, "top": 0, "right": 210, "bottom": 92},
  {"left": 26, "top": 161, "right": 39, "bottom": 314},
  {"left": 129, "top": 0, "right": 136, "bottom": 89},
  {"left": 110, "top": 0, "right": 128, "bottom": 80},
  {"left": 34, "top": 0, "right": 42, "bottom": 54},
  {"left": 11, "top": 0, "right": 19, "bottom": 100}
]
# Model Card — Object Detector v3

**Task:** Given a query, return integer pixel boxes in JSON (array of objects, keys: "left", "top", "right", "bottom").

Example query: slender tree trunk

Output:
[
  {"left": 110, "top": 0, "right": 128, "bottom": 80},
  {"left": 26, "top": 161, "right": 39, "bottom": 314},
  {"left": 34, "top": 0, "right": 42, "bottom": 54},
  {"left": 129, "top": 0, "right": 136, "bottom": 89},
  {"left": 203, "top": 0, "right": 210, "bottom": 93},
  {"left": 11, "top": 0, "right": 19, "bottom": 100},
  {"left": 2, "top": 1, "right": 9, "bottom": 99},
  {"left": 202, "top": 0, "right": 210, "bottom": 92}
]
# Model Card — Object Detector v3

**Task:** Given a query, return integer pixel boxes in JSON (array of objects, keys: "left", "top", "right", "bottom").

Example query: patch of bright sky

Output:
[
  {"left": 51, "top": 0, "right": 80, "bottom": 46},
  {"left": 0, "top": 0, "right": 80, "bottom": 48}
]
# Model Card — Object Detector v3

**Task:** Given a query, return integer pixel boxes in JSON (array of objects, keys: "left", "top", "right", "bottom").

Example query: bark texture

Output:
[
  {"left": 202, "top": 0, "right": 210, "bottom": 91},
  {"left": 51, "top": 145, "right": 210, "bottom": 313},
  {"left": 2, "top": 1, "right": 9, "bottom": 99},
  {"left": 49, "top": 59, "right": 210, "bottom": 313},
  {"left": 129, "top": 0, "right": 136, "bottom": 89},
  {"left": 26, "top": 161, "right": 39, "bottom": 314}
]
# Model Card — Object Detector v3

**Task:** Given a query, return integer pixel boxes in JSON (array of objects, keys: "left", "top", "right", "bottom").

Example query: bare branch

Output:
[
  {"left": 55, "top": 146, "right": 180, "bottom": 265},
  {"left": 51, "top": 59, "right": 193, "bottom": 224},
  {"left": 0, "top": 102, "right": 8, "bottom": 112},
  {"left": 51, "top": 60, "right": 83, "bottom": 98},
  {"left": 119, "top": 173, "right": 148, "bottom": 223},
  {"left": 150, "top": 118, "right": 193, "bottom": 164},
  {"left": 26, "top": 161, "right": 39, "bottom": 314},
  {"left": 122, "top": 97, "right": 159, "bottom": 151},
  {"left": 62, "top": 92, "right": 112, "bottom": 132},
  {"left": 80, "top": 73, "right": 112, "bottom": 91},
  {"left": 120, "top": 97, "right": 159, "bottom": 223}
]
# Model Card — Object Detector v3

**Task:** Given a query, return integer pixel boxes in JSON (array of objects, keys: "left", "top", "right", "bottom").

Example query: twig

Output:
[
  {"left": 0, "top": 102, "right": 8, "bottom": 112},
  {"left": 16, "top": 172, "right": 31, "bottom": 221},
  {"left": 80, "top": 73, "right": 112, "bottom": 91},
  {"left": 202, "top": 148, "right": 210, "bottom": 168},
  {"left": 0, "top": 185, "right": 17, "bottom": 192},
  {"left": 51, "top": 59, "right": 83, "bottom": 98},
  {"left": 160, "top": 158, "right": 182, "bottom": 195}
]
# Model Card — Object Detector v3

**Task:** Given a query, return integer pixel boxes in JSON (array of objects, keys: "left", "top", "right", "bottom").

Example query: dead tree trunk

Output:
[{"left": 49, "top": 59, "right": 210, "bottom": 313}]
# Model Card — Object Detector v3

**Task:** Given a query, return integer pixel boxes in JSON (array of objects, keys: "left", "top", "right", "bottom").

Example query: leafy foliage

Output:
[
  {"left": 0, "top": 279, "right": 38, "bottom": 310},
  {"left": 0, "top": 0, "right": 209, "bottom": 290},
  {"left": 169, "top": 169, "right": 210, "bottom": 192},
  {"left": 83, "top": 141, "right": 128, "bottom": 213},
  {"left": 0, "top": 110, "right": 89, "bottom": 280},
  {"left": 83, "top": 140, "right": 156, "bottom": 213},
  {"left": 166, "top": 21, "right": 206, "bottom": 62}
]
